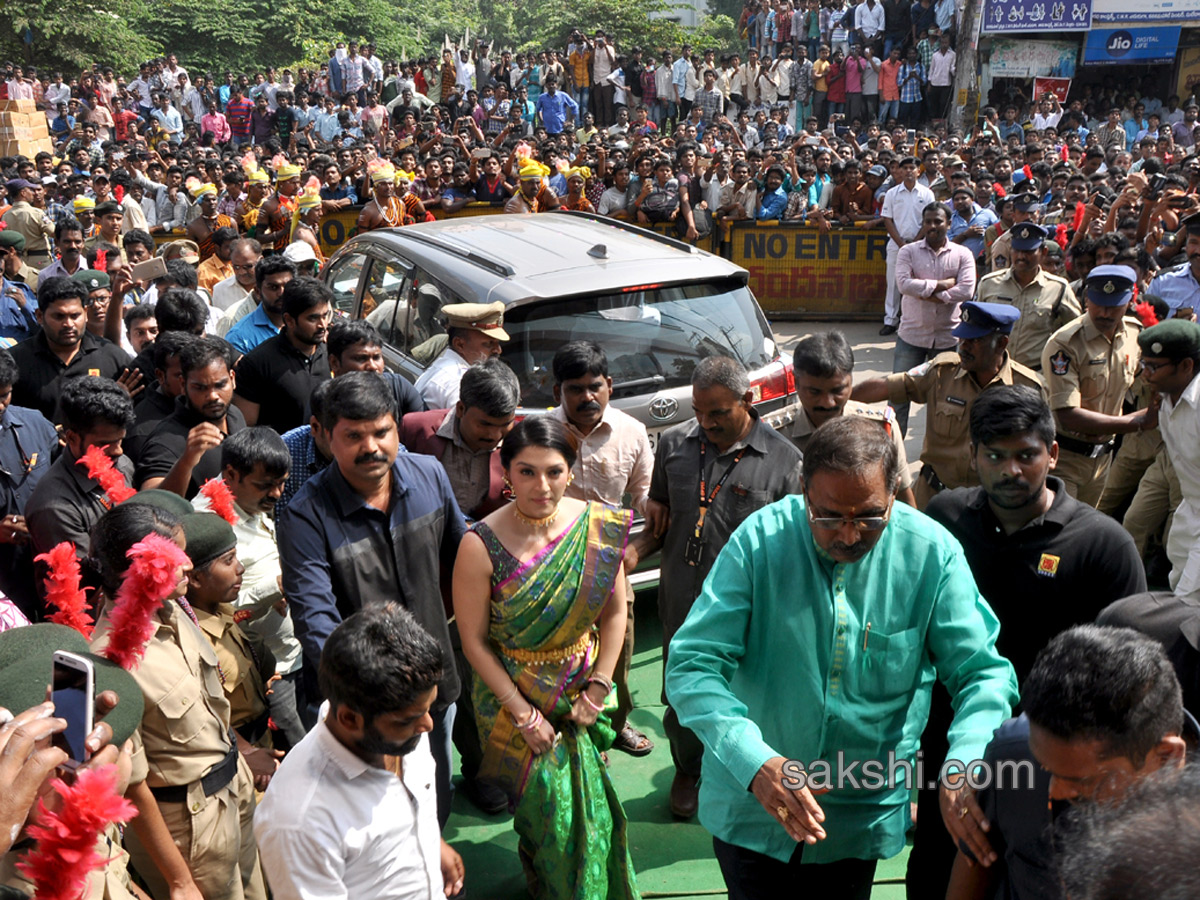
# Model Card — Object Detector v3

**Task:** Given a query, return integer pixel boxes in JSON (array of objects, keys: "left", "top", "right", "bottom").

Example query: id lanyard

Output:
[{"left": 693, "top": 440, "right": 748, "bottom": 540}]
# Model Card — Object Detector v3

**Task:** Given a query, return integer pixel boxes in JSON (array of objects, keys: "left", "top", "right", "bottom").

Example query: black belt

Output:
[
  {"left": 1056, "top": 434, "right": 1115, "bottom": 458},
  {"left": 25, "top": 249, "right": 50, "bottom": 257},
  {"left": 920, "top": 464, "right": 946, "bottom": 493},
  {"left": 236, "top": 709, "right": 271, "bottom": 745},
  {"left": 149, "top": 743, "right": 239, "bottom": 803}
]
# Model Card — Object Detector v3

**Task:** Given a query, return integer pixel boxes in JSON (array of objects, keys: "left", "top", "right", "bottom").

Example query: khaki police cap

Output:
[{"left": 443, "top": 301, "right": 509, "bottom": 340}]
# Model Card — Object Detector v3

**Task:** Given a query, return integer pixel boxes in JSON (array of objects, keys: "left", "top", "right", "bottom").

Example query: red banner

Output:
[{"left": 1033, "top": 77, "right": 1072, "bottom": 103}]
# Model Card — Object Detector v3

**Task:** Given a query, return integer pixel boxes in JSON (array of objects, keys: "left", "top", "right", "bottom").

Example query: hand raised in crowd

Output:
[
  {"left": 116, "top": 365, "right": 145, "bottom": 398},
  {"left": 183, "top": 421, "right": 225, "bottom": 461},
  {"left": 0, "top": 703, "right": 69, "bottom": 856}
]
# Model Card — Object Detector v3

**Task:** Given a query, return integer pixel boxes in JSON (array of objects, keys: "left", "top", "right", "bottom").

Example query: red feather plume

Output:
[
  {"left": 1022, "top": 164, "right": 1033, "bottom": 182},
  {"left": 199, "top": 477, "right": 240, "bottom": 525},
  {"left": 113, "top": 184, "right": 125, "bottom": 204},
  {"left": 94, "top": 249, "right": 108, "bottom": 272},
  {"left": 0, "top": 221, "right": 7, "bottom": 232},
  {"left": 17, "top": 765, "right": 137, "bottom": 900},
  {"left": 1061, "top": 144, "right": 1069, "bottom": 162},
  {"left": 36, "top": 542, "right": 93, "bottom": 639},
  {"left": 1054, "top": 223, "right": 1069, "bottom": 251},
  {"left": 1133, "top": 299, "right": 1158, "bottom": 327},
  {"left": 101, "top": 534, "right": 191, "bottom": 670},
  {"left": 76, "top": 445, "right": 136, "bottom": 506},
  {"left": 1071, "top": 200, "right": 1086, "bottom": 234}
]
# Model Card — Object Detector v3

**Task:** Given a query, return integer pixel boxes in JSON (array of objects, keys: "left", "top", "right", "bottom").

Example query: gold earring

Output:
[
  {"left": 567, "top": 473, "right": 575, "bottom": 485},
  {"left": 503, "top": 475, "right": 513, "bottom": 490}
]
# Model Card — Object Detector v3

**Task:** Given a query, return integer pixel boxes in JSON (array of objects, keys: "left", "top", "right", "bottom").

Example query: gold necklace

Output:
[{"left": 513, "top": 504, "right": 559, "bottom": 529}]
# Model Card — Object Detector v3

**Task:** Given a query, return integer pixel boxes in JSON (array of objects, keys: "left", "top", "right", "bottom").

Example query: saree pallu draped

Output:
[{"left": 473, "top": 502, "right": 639, "bottom": 900}]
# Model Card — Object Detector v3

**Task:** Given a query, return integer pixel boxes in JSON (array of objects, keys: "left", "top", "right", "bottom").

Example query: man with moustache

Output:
[
  {"left": 278, "top": 373, "right": 465, "bottom": 827},
  {"left": 138, "top": 336, "right": 247, "bottom": 498},
  {"left": 665, "top": 416, "right": 1017, "bottom": 900},
  {"left": 255, "top": 603, "right": 466, "bottom": 899},
  {"left": 853, "top": 301, "right": 1043, "bottom": 508},
  {"left": 1042, "top": 265, "right": 1146, "bottom": 507},
  {"left": 909, "top": 386, "right": 1144, "bottom": 900},
  {"left": 551, "top": 341, "right": 656, "bottom": 758},
  {"left": 627, "top": 356, "right": 803, "bottom": 819}
]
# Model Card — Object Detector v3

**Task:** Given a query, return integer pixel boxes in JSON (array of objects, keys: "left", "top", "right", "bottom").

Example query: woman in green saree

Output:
[{"left": 454, "top": 416, "right": 640, "bottom": 899}]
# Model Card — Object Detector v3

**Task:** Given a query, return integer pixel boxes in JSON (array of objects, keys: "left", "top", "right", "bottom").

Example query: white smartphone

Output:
[
  {"left": 51, "top": 650, "right": 95, "bottom": 770},
  {"left": 130, "top": 256, "right": 168, "bottom": 283}
]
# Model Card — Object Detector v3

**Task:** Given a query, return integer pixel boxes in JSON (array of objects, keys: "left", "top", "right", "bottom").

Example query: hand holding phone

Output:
[{"left": 51, "top": 651, "right": 95, "bottom": 770}]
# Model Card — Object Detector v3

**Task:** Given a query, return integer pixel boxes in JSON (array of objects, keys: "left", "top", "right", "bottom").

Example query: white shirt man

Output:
[
  {"left": 855, "top": 0, "right": 885, "bottom": 41},
  {"left": 879, "top": 164, "right": 935, "bottom": 330},
  {"left": 255, "top": 707, "right": 443, "bottom": 899},
  {"left": 414, "top": 348, "right": 471, "bottom": 410}
]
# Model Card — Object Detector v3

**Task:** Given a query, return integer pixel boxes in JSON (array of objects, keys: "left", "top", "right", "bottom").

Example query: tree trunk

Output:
[{"left": 949, "top": 0, "right": 984, "bottom": 133}]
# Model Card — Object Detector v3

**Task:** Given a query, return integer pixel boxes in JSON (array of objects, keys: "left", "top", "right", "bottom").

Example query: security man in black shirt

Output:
[
  {"left": 7, "top": 276, "right": 133, "bottom": 421},
  {"left": 905, "top": 384, "right": 1145, "bottom": 900}
]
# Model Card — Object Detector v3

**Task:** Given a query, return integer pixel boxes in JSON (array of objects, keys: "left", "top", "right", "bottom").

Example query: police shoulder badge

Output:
[{"left": 1049, "top": 350, "right": 1070, "bottom": 376}]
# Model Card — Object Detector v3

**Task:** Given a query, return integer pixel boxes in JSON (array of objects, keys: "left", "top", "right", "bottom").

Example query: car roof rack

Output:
[
  {"left": 552, "top": 210, "right": 701, "bottom": 255},
  {"left": 395, "top": 229, "right": 517, "bottom": 278}
]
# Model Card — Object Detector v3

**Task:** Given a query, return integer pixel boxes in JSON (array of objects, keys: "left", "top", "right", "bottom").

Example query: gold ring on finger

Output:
[
  {"left": 958, "top": 805, "right": 970, "bottom": 819},
  {"left": 777, "top": 805, "right": 789, "bottom": 821}
]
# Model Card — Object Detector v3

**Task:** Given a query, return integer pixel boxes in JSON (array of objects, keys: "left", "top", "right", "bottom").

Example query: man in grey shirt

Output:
[{"left": 628, "top": 356, "right": 803, "bottom": 821}]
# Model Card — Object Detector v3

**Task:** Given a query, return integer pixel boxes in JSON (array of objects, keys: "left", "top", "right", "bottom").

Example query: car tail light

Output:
[{"left": 750, "top": 360, "right": 793, "bottom": 404}]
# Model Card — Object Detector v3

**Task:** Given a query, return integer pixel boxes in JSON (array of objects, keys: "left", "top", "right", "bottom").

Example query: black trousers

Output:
[
  {"left": 714, "top": 837, "right": 878, "bottom": 900},
  {"left": 905, "top": 681, "right": 957, "bottom": 900}
]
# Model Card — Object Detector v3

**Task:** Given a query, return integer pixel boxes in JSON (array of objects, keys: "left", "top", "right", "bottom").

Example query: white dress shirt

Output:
[
  {"left": 212, "top": 275, "right": 253, "bottom": 313},
  {"left": 414, "top": 347, "right": 470, "bottom": 410},
  {"left": 880, "top": 181, "right": 936, "bottom": 245},
  {"left": 255, "top": 711, "right": 443, "bottom": 900},
  {"left": 1160, "top": 373, "right": 1200, "bottom": 595},
  {"left": 551, "top": 404, "right": 654, "bottom": 512}
]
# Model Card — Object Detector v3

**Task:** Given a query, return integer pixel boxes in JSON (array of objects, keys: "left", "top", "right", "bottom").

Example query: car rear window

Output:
[{"left": 503, "top": 279, "right": 776, "bottom": 407}]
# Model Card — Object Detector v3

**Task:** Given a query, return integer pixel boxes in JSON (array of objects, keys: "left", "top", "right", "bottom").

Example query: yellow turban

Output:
[
  {"left": 518, "top": 160, "right": 551, "bottom": 181},
  {"left": 246, "top": 168, "right": 270, "bottom": 185},
  {"left": 186, "top": 177, "right": 218, "bottom": 200},
  {"left": 566, "top": 166, "right": 592, "bottom": 182},
  {"left": 73, "top": 196, "right": 96, "bottom": 212},
  {"left": 367, "top": 160, "right": 397, "bottom": 184},
  {"left": 275, "top": 163, "right": 302, "bottom": 182}
]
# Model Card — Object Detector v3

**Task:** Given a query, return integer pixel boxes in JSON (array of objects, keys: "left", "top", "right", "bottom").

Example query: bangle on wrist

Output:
[
  {"left": 579, "top": 692, "right": 604, "bottom": 713},
  {"left": 496, "top": 683, "right": 520, "bottom": 706}
]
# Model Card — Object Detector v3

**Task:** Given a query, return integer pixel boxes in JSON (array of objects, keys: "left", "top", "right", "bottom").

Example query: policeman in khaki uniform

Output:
[
  {"left": 412, "top": 299, "right": 510, "bottom": 410},
  {"left": 986, "top": 191, "right": 1041, "bottom": 274},
  {"left": 183, "top": 512, "right": 279, "bottom": 755},
  {"left": 854, "top": 301, "right": 1044, "bottom": 509},
  {"left": 1042, "top": 265, "right": 1150, "bottom": 508},
  {"left": 976, "top": 222, "right": 1081, "bottom": 371},
  {"left": 789, "top": 330, "right": 917, "bottom": 507},
  {"left": 91, "top": 504, "right": 268, "bottom": 900}
]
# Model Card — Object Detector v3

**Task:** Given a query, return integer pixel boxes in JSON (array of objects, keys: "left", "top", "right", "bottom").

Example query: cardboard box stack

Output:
[{"left": 0, "top": 99, "right": 53, "bottom": 158}]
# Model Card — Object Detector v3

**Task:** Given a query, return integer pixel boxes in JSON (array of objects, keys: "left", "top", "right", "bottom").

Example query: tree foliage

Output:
[{"left": 2, "top": 0, "right": 741, "bottom": 75}]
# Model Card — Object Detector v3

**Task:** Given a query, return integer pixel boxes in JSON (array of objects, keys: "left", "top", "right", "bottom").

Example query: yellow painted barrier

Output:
[{"left": 728, "top": 222, "right": 888, "bottom": 320}]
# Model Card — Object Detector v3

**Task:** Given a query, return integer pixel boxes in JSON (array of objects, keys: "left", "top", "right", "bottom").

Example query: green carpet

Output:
[{"left": 445, "top": 591, "right": 912, "bottom": 897}]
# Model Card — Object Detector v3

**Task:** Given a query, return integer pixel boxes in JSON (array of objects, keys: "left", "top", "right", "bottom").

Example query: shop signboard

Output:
[
  {"left": 982, "top": 0, "right": 1092, "bottom": 33},
  {"left": 988, "top": 38, "right": 1079, "bottom": 78},
  {"left": 1093, "top": 0, "right": 1200, "bottom": 23},
  {"left": 1083, "top": 26, "right": 1181, "bottom": 65}
]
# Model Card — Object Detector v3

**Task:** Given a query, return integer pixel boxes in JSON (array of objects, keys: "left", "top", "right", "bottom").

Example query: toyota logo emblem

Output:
[{"left": 649, "top": 397, "right": 679, "bottom": 421}]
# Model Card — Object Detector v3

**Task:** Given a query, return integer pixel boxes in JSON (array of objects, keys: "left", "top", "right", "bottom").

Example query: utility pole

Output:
[{"left": 950, "top": 0, "right": 984, "bottom": 133}]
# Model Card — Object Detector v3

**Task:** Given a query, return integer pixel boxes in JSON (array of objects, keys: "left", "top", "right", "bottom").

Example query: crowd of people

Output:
[{"left": 2, "top": 5, "right": 1200, "bottom": 898}]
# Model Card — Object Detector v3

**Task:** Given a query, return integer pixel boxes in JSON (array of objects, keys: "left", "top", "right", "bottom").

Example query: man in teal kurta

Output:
[{"left": 665, "top": 416, "right": 1018, "bottom": 899}]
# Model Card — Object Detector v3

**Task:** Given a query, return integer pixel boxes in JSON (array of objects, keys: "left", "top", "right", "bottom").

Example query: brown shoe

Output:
[
  {"left": 613, "top": 725, "right": 655, "bottom": 757},
  {"left": 669, "top": 772, "right": 700, "bottom": 819}
]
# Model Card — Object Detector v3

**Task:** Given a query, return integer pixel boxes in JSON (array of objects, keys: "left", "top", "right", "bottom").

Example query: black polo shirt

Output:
[
  {"left": 125, "top": 388, "right": 178, "bottom": 465},
  {"left": 1099, "top": 591, "right": 1200, "bottom": 716},
  {"left": 234, "top": 333, "right": 331, "bottom": 435},
  {"left": 925, "top": 475, "right": 1147, "bottom": 682},
  {"left": 136, "top": 397, "right": 246, "bottom": 498},
  {"left": 8, "top": 330, "right": 131, "bottom": 422}
]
